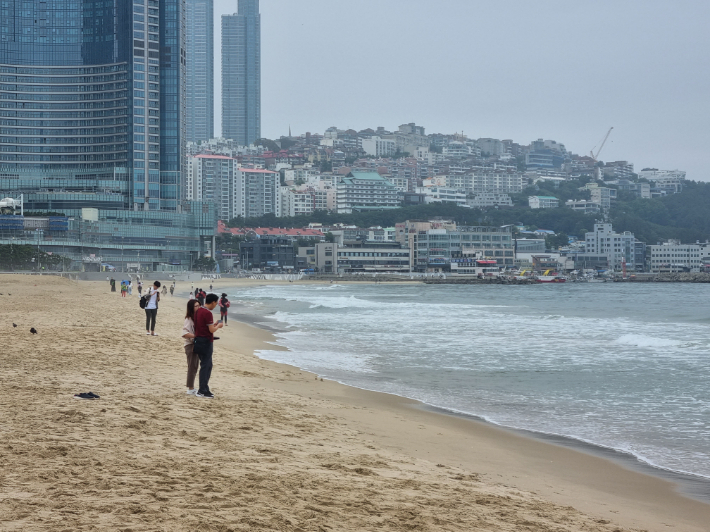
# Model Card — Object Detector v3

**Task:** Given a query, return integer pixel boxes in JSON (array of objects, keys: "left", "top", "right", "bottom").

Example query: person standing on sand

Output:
[
  {"left": 169, "top": 284, "right": 174, "bottom": 296},
  {"left": 193, "top": 293, "right": 223, "bottom": 399},
  {"left": 137, "top": 281, "right": 143, "bottom": 296},
  {"left": 145, "top": 281, "right": 161, "bottom": 336},
  {"left": 218, "top": 293, "right": 230, "bottom": 326},
  {"left": 182, "top": 299, "right": 200, "bottom": 395},
  {"left": 128, "top": 281, "right": 133, "bottom": 296}
]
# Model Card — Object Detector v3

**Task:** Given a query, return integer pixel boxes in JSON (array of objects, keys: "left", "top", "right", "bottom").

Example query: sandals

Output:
[{"left": 74, "top": 392, "right": 100, "bottom": 400}]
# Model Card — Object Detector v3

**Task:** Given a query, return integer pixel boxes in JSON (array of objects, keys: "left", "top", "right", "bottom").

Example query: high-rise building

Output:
[
  {"left": 0, "top": 0, "right": 216, "bottom": 271},
  {"left": 186, "top": 0, "right": 214, "bottom": 143},
  {"left": 222, "top": 0, "right": 261, "bottom": 146},
  {"left": 0, "top": 0, "right": 187, "bottom": 212}
]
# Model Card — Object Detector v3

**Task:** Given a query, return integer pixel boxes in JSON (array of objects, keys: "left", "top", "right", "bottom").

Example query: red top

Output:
[{"left": 194, "top": 307, "right": 214, "bottom": 342}]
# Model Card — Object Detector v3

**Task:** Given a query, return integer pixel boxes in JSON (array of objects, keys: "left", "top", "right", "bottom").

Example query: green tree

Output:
[{"left": 192, "top": 257, "right": 216, "bottom": 272}]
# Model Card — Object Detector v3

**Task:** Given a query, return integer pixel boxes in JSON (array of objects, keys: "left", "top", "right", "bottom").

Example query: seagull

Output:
[
  {"left": 12, "top": 323, "right": 17, "bottom": 328},
  {"left": 30, "top": 328, "right": 37, "bottom": 334}
]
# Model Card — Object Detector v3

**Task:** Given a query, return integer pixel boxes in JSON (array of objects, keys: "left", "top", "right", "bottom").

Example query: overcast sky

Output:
[{"left": 213, "top": 0, "right": 710, "bottom": 180}]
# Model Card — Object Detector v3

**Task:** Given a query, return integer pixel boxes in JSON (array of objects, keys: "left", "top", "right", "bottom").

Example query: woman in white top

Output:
[
  {"left": 182, "top": 299, "right": 201, "bottom": 394},
  {"left": 145, "top": 281, "right": 161, "bottom": 336}
]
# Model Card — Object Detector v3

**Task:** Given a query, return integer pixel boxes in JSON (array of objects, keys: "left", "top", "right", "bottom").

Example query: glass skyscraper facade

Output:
[
  {"left": 186, "top": 0, "right": 214, "bottom": 144},
  {"left": 0, "top": 0, "right": 186, "bottom": 212},
  {"left": 0, "top": 0, "right": 216, "bottom": 270},
  {"left": 222, "top": 0, "right": 260, "bottom": 146}
]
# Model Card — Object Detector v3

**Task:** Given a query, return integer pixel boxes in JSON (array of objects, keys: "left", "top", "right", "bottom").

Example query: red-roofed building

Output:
[{"left": 218, "top": 220, "right": 325, "bottom": 242}]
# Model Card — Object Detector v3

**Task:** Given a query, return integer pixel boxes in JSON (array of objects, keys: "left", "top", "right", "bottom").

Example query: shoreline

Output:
[
  {"left": 3, "top": 274, "right": 710, "bottom": 531},
  {"left": 222, "top": 281, "right": 710, "bottom": 501}
]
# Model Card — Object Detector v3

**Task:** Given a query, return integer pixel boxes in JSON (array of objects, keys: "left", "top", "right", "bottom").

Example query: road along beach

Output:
[{"left": 1, "top": 274, "right": 709, "bottom": 531}]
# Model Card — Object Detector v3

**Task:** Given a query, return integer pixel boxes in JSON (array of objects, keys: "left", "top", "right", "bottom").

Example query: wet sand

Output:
[{"left": 1, "top": 274, "right": 709, "bottom": 531}]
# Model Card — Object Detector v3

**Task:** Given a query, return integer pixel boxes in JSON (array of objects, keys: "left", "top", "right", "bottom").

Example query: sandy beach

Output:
[{"left": 1, "top": 275, "right": 709, "bottom": 531}]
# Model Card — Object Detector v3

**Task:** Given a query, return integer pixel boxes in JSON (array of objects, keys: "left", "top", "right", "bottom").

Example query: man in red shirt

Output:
[{"left": 193, "top": 293, "right": 224, "bottom": 399}]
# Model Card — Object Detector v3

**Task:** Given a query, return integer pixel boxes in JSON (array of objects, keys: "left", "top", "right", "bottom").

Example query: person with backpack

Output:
[
  {"left": 193, "top": 293, "right": 224, "bottom": 399},
  {"left": 218, "top": 293, "right": 230, "bottom": 326},
  {"left": 144, "top": 281, "right": 161, "bottom": 336}
]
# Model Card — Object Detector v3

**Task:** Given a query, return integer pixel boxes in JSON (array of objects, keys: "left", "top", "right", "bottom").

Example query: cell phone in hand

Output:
[{"left": 215, "top": 319, "right": 223, "bottom": 324}]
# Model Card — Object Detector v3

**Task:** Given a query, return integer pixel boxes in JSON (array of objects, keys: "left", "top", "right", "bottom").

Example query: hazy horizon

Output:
[{"left": 213, "top": 0, "right": 709, "bottom": 179}]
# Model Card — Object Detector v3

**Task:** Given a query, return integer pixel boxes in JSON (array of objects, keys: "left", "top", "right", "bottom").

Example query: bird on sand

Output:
[
  {"left": 12, "top": 323, "right": 17, "bottom": 328},
  {"left": 30, "top": 328, "right": 37, "bottom": 334}
]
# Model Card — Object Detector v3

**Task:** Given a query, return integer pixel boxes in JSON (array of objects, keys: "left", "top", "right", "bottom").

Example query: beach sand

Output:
[{"left": 1, "top": 274, "right": 709, "bottom": 531}]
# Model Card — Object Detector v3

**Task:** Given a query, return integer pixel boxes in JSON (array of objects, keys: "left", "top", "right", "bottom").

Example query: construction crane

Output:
[{"left": 590, "top": 127, "right": 614, "bottom": 162}]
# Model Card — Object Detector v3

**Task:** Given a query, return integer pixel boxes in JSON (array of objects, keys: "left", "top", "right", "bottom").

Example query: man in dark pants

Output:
[{"left": 193, "top": 293, "right": 223, "bottom": 399}]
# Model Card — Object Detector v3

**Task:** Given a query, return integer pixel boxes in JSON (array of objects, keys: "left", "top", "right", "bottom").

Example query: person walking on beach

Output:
[
  {"left": 210, "top": 283, "right": 213, "bottom": 292},
  {"left": 162, "top": 284, "right": 168, "bottom": 296},
  {"left": 193, "top": 293, "right": 223, "bottom": 399},
  {"left": 196, "top": 288, "right": 205, "bottom": 306},
  {"left": 110, "top": 278, "right": 116, "bottom": 292},
  {"left": 182, "top": 299, "right": 200, "bottom": 395},
  {"left": 218, "top": 293, "right": 230, "bottom": 326},
  {"left": 145, "top": 281, "right": 161, "bottom": 336},
  {"left": 137, "top": 281, "right": 143, "bottom": 296},
  {"left": 128, "top": 281, "right": 133, "bottom": 296},
  {"left": 169, "top": 284, "right": 174, "bottom": 296}
]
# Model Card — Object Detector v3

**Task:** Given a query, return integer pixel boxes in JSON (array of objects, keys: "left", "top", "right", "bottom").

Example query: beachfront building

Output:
[
  {"left": 297, "top": 241, "right": 410, "bottom": 274},
  {"left": 583, "top": 223, "right": 645, "bottom": 272},
  {"left": 397, "top": 220, "right": 514, "bottom": 272},
  {"left": 336, "top": 171, "right": 401, "bottom": 213},
  {"left": 528, "top": 196, "right": 559, "bottom": 209},
  {"left": 647, "top": 241, "right": 705, "bottom": 273},
  {"left": 0, "top": 0, "right": 216, "bottom": 270},
  {"left": 240, "top": 236, "right": 295, "bottom": 271}
]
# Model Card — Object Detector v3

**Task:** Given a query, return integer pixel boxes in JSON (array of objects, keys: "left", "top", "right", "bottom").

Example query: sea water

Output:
[{"left": 232, "top": 282, "right": 710, "bottom": 479}]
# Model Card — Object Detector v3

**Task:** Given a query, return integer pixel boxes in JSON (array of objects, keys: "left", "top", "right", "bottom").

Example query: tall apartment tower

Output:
[
  {"left": 0, "top": 0, "right": 187, "bottom": 212},
  {"left": 222, "top": 0, "right": 261, "bottom": 146},
  {"left": 186, "top": 0, "right": 214, "bottom": 143}
]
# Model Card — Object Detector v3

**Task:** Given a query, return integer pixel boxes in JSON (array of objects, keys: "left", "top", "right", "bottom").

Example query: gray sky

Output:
[{"left": 214, "top": 0, "right": 710, "bottom": 180}]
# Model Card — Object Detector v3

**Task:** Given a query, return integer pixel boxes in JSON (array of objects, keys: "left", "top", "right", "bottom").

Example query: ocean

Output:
[{"left": 230, "top": 282, "right": 710, "bottom": 481}]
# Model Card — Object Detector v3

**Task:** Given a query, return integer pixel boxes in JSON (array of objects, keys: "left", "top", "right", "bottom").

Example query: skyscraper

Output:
[
  {"left": 0, "top": 0, "right": 186, "bottom": 212},
  {"left": 186, "top": 0, "right": 214, "bottom": 143},
  {"left": 0, "top": 0, "right": 215, "bottom": 269},
  {"left": 222, "top": 0, "right": 261, "bottom": 146}
]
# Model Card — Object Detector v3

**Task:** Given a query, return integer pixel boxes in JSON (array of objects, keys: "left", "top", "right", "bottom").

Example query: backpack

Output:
[{"left": 139, "top": 294, "right": 149, "bottom": 309}]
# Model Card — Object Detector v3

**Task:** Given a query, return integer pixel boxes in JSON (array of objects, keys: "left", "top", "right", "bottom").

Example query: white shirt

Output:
[{"left": 146, "top": 288, "right": 159, "bottom": 309}]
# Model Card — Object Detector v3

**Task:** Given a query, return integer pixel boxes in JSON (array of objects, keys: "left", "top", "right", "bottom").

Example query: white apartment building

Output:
[
  {"left": 584, "top": 223, "right": 637, "bottom": 271},
  {"left": 647, "top": 241, "right": 705, "bottom": 273},
  {"left": 638, "top": 169, "right": 686, "bottom": 194},
  {"left": 361, "top": 136, "right": 397, "bottom": 157},
  {"left": 388, "top": 176, "right": 410, "bottom": 192},
  {"left": 336, "top": 171, "right": 401, "bottom": 214},
  {"left": 590, "top": 187, "right": 615, "bottom": 210},
  {"left": 529, "top": 196, "right": 559, "bottom": 209},
  {"left": 233, "top": 168, "right": 281, "bottom": 219},
  {"left": 415, "top": 186, "right": 467, "bottom": 206},
  {"left": 565, "top": 199, "right": 601, "bottom": 214},
  {"left": 280, "top": 186, "right": 336, "bottom": 217},
  {"left": 446, "top": 172, "right": 524, "bottom": 194},
  {"left": 467, "top": 193, "right": 513, "bottom": 208},
  {"left": 186, "top": 154, "right": 237, "bottom": 221}
]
